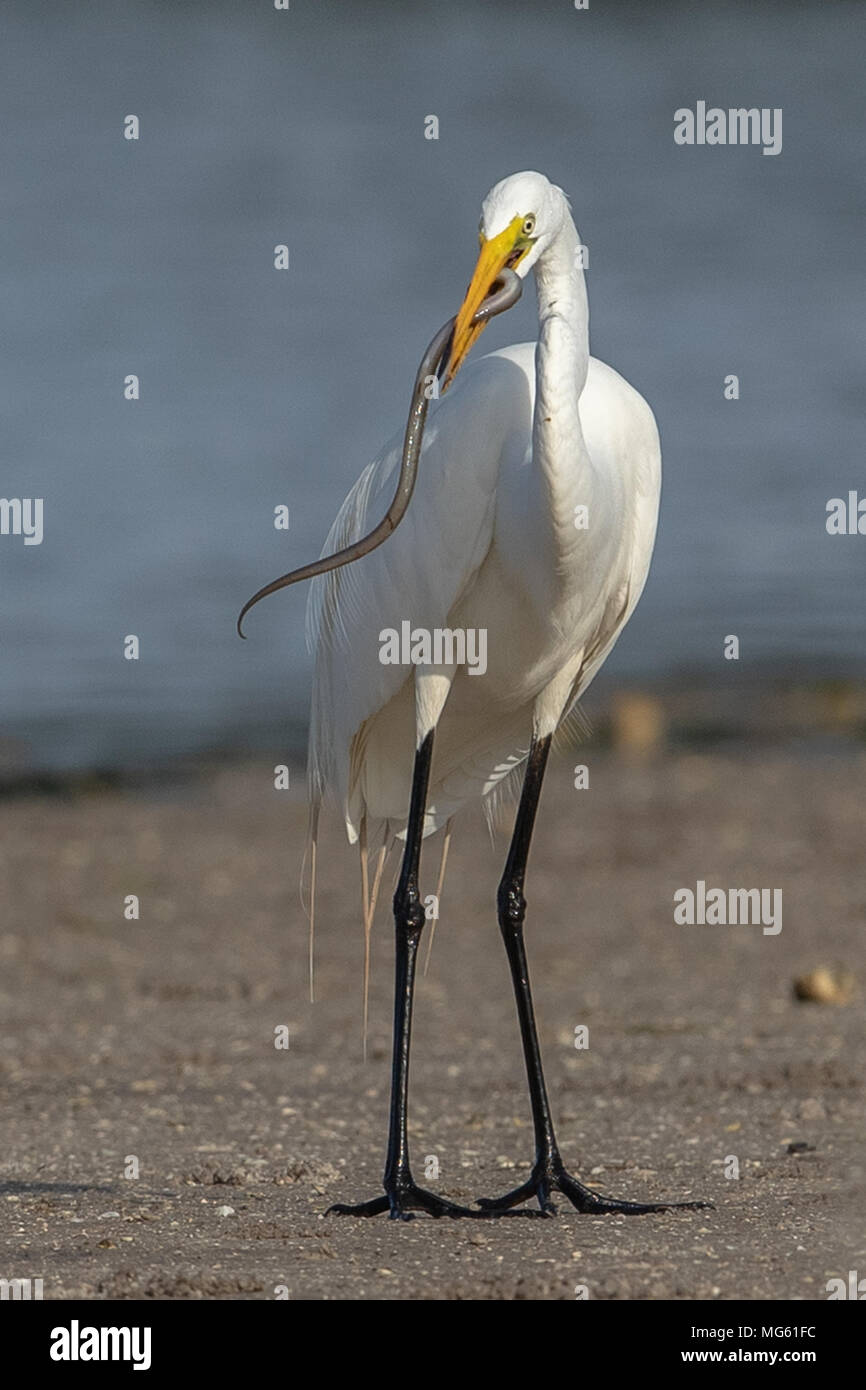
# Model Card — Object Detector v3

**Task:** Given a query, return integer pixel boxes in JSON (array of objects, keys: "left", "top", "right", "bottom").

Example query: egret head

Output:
[{"left": 442, "top": 171, "right": 568, "bottom": 388}]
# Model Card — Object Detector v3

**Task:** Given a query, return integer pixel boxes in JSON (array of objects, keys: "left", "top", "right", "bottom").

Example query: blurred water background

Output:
[{"left": 1, "top": 0, "right": 864, "bottom": 776}]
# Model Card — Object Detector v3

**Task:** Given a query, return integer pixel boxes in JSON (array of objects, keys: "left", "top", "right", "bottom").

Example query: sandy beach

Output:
[{"left": 0, "top": 711, "right": 862, "bottom": 1300}]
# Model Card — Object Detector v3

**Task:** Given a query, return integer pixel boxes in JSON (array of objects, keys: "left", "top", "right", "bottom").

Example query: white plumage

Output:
[
  {"left": 306, "top": 171, "right": 661, "bottom": 850},
  {"left": 239, "top": 169, "right": 708, "bottom": 1218}
]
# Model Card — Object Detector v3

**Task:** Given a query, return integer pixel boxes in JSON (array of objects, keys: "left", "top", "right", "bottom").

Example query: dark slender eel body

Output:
[{"left": 236, "top": 268, "right": 522, "bottom": 637}]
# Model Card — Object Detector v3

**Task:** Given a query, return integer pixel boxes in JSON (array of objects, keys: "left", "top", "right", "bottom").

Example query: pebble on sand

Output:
[{"left": 793, "top": 967, "right": 855, "bottom": 1005}]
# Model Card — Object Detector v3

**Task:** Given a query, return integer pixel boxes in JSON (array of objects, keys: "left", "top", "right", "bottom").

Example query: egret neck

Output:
[{"left": 531, "top": 213, "right": 593, "bottom": 581}]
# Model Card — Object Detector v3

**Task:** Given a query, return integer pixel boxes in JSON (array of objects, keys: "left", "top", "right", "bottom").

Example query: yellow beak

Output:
[{"left": 441, "top": 215, "right": 527, "bottom": 390}]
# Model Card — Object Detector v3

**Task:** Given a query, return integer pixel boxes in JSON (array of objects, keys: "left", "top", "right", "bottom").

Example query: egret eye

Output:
[{"left": 522, "top": 214, "right": 536, "bottom": 237}]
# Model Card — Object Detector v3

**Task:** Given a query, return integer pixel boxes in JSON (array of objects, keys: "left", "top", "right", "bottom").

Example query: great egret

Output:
[{"left": 239, "top": 171, "right": 710, "bottom": 1220}]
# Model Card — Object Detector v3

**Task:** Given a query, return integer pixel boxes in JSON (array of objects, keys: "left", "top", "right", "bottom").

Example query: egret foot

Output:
[
  {"left": 477, "top": 1158, "right": 714, "bottom": 1217},
  {"left": 328, "top": 1181, "right": 488, "bottom": 1221}
]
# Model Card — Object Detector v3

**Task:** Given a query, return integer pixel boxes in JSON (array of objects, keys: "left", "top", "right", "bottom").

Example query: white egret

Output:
[{"left": 239, "top": 171, "right": 711, "bottom": 1221}]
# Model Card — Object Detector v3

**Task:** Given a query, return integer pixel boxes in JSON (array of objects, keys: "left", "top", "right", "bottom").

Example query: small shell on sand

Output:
[{"left": 793, "top": 967, "right": 855, "bottom": 1005}]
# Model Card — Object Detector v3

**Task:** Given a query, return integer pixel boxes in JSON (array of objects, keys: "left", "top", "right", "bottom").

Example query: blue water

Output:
[{"left": 1, "top": 0, "right": 864, "bottom": 773}]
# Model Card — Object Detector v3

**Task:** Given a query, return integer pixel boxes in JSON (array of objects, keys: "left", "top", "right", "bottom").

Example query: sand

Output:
[{"left": 0, "top": 739, "right": 862, "bottom": 1299}]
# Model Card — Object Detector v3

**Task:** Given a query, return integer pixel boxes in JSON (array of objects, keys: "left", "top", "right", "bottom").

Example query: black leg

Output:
[
  {"left": 477, "top": 734, "right": 712, "bottom": 1218},
  {"left": 328, "top": 731, "right": 484, "bottom": 1221}
]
